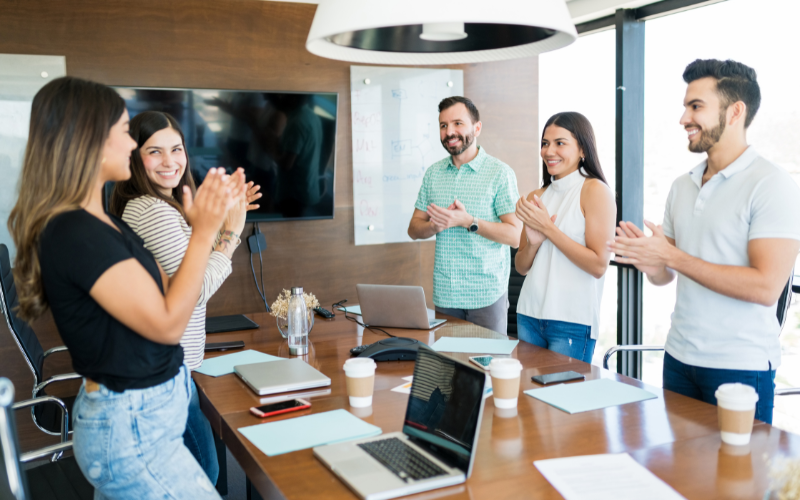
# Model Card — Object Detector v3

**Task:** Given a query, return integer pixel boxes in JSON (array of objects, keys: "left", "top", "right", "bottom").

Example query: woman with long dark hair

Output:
[
  {"left": 8, "top": 76, "right": 242, "bottom": 499},
  {"left": 514, "top": 112, "right": 616, "bottom": 362},
  {"left": 110, "top": 110, "right": 260, "bottom": 485}
]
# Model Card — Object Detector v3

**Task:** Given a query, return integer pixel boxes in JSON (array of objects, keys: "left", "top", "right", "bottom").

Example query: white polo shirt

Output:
[{"left": 662, "top": 147, "right": 800, "bottom": 371}]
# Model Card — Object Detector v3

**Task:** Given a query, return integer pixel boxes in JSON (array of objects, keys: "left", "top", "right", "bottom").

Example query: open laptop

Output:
[
  {"left": 314, "top": 345, "right": 486, "bottom": 500},
  {"left": 356, "top": 284, "right": 447, "bottom": 330}
]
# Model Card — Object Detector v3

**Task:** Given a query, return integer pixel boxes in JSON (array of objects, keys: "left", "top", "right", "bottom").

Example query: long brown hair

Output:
[
  {"left": 8, "top": 77, "right": 125, "bottom": 321},
  {"left": 110, "top": 111, "right": 196, "bottom": 219},
  {"left": 541, "top": 112, "right": 607, "bottom": 188}
]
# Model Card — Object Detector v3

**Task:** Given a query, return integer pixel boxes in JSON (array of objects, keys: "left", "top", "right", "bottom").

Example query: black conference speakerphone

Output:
[{"left": 349, "top": 337, "right": 422, "bottom": 361}]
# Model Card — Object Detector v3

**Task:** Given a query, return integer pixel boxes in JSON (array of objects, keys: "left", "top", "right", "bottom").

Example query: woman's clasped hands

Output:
[{"left": 516, "top": 194, "right": 557, "bottom": 246}]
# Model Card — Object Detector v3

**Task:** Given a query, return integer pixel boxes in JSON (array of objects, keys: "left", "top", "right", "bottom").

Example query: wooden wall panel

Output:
[{"left": 0, "top": 0, "right": 537, "bottom": 449}]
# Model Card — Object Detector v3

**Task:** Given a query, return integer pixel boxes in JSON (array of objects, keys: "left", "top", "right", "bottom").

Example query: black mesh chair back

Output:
[
  {"left": 0, "top": 245, "right": 45, "bottom": 382},
  {"left": 507, "top": 248, "right": 524, "bottom": 337},
  {"left": 0, "top": 244, "right": 78, "bottom": 437}
]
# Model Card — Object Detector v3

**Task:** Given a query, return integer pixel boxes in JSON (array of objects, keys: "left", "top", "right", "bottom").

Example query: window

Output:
[
  {"left": 642, "top": 0, "right": 800, "bottom": 430},
  {"left": 538, "top": 29, "right": 617, "bottom": 366}
]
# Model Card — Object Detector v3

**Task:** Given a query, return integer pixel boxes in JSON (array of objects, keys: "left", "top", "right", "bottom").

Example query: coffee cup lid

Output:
[
  {"left": 715, "top": 383, "right": 759, "bottom": 404},
  {"left": 344, "top": 358, "right": 376, "bottom": 371},
  {"left": 489, "top": 358, "right": 522, "bottom": 373}
]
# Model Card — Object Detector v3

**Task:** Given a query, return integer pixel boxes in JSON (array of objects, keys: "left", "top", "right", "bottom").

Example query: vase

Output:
[{"left": 276, "top": 311, "right": 315, "bottom": 338}]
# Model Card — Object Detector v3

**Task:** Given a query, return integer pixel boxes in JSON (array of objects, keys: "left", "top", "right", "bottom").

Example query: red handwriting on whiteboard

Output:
[
  {"left": 359, "top": 200, "right": 379, "bottom": 217},
  {"left": 354, "top": 139, "right": 377, "bottom": 152},
  {"left": 354, "top": 170, "right": 372, "bottom": 187},
  {"left": 352, "top": 111, "right": 381, "bottom": 130}
]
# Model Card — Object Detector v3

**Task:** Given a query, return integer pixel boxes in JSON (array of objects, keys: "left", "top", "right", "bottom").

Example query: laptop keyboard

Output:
[{"left": 358, "top": 438, "right": 447, "bottom": 482}]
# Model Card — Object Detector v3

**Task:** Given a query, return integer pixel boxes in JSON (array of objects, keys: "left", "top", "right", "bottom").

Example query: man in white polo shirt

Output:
[{"left": 609, "top": 59, "right": 800, "bottom": 424}]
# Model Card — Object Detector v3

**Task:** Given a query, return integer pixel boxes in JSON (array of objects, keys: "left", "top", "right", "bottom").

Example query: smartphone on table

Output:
[
  {"left": 468, "top": 355, "right": 493, "bottom": 370},
  {"left": 531, "top": 371, "right": 585, "bottom": 385},
  {"left": 249, "top": 399, "right": 311, "bottom": 418}
]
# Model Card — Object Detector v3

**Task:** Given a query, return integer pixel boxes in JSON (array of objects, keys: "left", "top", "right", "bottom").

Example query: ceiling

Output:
[{"left": 263, "top": 0, "right": 667, "bottom": 25}]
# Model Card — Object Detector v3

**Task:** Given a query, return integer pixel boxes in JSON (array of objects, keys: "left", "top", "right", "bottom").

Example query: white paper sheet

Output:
[{"left": 534, "top": 453, "right": 686, "bottom": 500}]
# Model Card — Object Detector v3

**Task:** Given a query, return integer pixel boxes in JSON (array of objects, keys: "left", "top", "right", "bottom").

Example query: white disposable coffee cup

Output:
[
  {"left": 715, "top": 383, "right": 759, "bottom": 446},
  {"left": 489, "top": 358, "right": 523, "bottom": 409},
  {"left": 344, "top": 358, "right": 377, "bottom": 408}
]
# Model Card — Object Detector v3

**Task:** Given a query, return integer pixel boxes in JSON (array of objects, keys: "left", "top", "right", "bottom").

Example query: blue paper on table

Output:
[
  {"left": 524, "top": 378, "right": 658, "bottom": 414},
  {"left": 340, "top": 305, "right": 362, "bottom": 315},
  {"left": 239, "top": 409, "right": 382, "bottom": 456},
  {"left": 431, "top": 336, "right": 519, "bottom": 355},
  {"left": 195, "top": 349, "right": 282, "bottom": 377}
]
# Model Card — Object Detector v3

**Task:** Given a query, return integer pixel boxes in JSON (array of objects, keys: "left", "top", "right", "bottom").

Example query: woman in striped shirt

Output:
[{"left": 110, "top": 110, "right": 260, "bottom": 487}]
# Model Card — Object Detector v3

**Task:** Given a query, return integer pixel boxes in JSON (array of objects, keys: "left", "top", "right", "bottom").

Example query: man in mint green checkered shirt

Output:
[{"left": 408, "top": 97, "right": 522, "bottom": 334}]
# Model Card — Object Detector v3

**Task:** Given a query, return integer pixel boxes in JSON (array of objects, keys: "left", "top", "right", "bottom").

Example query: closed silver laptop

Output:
[
  {"left": 355, "top": 284, "right": 447, "bottom": 330},
  {"left": 234, "top": 358, "right": 331, "bottom": 396},
  {"left": 314, "top": 345, "right": 486, "bottom": 500}
]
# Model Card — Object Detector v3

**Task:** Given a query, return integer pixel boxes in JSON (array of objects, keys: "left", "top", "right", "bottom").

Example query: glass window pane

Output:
[
  {"left": 642, "top": 0, "right": 800, "bottom": 429},
  {"left": 538, "top": 29, "right": 617, "bottom": 366}
]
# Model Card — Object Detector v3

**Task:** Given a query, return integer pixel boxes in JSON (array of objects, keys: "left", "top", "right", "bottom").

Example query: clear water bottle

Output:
[{"left": 287, "top": 287, "right": 309, "bottom": 355}]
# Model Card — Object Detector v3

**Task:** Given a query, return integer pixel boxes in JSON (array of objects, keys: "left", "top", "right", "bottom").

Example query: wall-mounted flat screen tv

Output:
[{"left": 113, "top": 87, "right": 338, "bottom": 222}]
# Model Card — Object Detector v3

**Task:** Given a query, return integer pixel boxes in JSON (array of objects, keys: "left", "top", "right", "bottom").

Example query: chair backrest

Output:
[
  {"left": 507, "top": 248, "right": 524, "bottom": 337},
  {"left": 0, "top": 244, "right": 44, "bottom": 383},
  {"left": 0, "top": 378, "right": 30, "bottom": 500},
  {"left": 777, "top": 270, "right": 793, "bottom": 332}
]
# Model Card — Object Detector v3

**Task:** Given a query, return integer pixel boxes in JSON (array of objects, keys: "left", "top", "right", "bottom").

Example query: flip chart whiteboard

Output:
[{"left": 350, "top": 66, "right": 464, "bottom": 246}]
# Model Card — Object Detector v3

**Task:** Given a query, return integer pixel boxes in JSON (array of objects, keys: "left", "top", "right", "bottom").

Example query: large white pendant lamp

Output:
[{"left": 306, "top": 0, "right": 578, "bottom": 65}]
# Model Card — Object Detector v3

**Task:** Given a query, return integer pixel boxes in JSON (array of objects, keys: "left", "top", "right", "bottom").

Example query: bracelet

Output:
[{"left": 219, "top": 230, "right": 241, "bottom": 250}]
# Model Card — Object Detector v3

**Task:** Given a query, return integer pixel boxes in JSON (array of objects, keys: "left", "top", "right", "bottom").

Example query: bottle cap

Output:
[{"left": 291, "top": 287, "right": 303, "bottom": 295}]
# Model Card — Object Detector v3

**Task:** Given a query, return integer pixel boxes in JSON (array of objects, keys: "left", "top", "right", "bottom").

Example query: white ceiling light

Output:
[{"left": 306, "top": 0, "right": 578, "bottom": 65}]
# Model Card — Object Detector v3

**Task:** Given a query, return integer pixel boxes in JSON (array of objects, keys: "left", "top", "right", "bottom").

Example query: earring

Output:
[{"left": 581, "top": 157, "right": 585, "bottom": 163}]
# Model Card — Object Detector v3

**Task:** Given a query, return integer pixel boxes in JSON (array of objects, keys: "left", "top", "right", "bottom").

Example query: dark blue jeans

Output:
[
  {"left": 663, "top": 352, "right": 776, "bottom": 424},
  {"left": 517, "top": 314, "right": 596, "bottom": 363},
  {"left": 184, "top": 379, "right": 220, "bottom": 485}
]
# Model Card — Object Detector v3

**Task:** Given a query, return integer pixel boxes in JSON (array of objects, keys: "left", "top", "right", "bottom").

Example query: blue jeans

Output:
[
  {"left": 663, "top": 352, "right": 776, "bottom": 424},
  {"left": 72, "top": 366, "right": 221, "bottom": 500},
  {"left": 517, "top": 314, "right": 596, "bottom": 363},
  {"left": 184, "top": 380, "right": 219, "bottom": 486}
]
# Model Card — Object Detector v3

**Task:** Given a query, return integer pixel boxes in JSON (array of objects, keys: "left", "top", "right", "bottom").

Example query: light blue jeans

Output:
[
  {"left": 517, "top": 314, "right": 596, "bottom": 363},
  {"left": 72, "top": 365, "right": 221, "bottom": 500}
]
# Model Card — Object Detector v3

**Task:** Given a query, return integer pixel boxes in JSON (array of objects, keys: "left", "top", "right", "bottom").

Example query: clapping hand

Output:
[
  {"left": 427, "top": 199, "right": 472, "bottom": 233},
  {"left": 183, "top": 168, "right": 244, "bottom": 238},
  {"left": 516, "top": 195, "right": 556, "bottom": 246},
  {"left": 608, "top": 220, "right": 671, "bottom": 275}
]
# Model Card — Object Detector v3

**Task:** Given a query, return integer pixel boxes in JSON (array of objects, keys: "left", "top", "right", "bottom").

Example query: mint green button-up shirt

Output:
[{"left": 415, "top": 146, "right": 519, "bottom": 309}]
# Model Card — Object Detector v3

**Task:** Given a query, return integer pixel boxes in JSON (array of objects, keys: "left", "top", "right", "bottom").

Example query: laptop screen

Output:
[{"left": 403, "top": 345, "right": 486, "bottom": 474}]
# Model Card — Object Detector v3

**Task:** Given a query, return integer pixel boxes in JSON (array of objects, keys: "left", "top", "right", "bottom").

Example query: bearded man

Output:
[
  {"left": 609, "top": 60, "right": 800, "bottom": 424},
  {"left": 408, "top": 96, "right": 521, "bottom": 334}
]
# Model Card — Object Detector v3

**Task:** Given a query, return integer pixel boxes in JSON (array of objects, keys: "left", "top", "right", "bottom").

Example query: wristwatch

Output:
[{"left": 468, "top": 217, "right": 479, "bottom": 233}]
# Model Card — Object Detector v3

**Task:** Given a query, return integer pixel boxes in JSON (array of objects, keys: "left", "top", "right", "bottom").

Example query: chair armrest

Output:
[
  {"left": 603, "top": 345, "right": 665, "bottom": 370},
  {"left": 43, "top": 345, "right": 69, "bottom": 360},
  {"left": 776, "top": 388, "right": 800, "bottom": 397},
  {"left": 19, "top": 440, "right": 73, "bottom": 464},
  {"left": 13, "top": 395, "right": 69, "bottom": 443},
  {"left": 33, "top": 372, "right": 82, "bottom": 400}
]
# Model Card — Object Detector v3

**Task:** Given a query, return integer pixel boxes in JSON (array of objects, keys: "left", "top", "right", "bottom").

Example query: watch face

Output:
[{"left": 469, "top": 223, "right": 479, "bottom": 232}]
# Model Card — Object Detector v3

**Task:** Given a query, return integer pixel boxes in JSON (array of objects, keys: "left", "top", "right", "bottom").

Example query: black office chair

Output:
[
  {"left": 507, "top": 247, "right": 524, "bottom": 338},
  {"left": 0, "top": 378, "right": 93, "bottom": 500},
  {"left": 602, "top": 273, "right": 800, "bottom": 398},
  {"left": 0, "top": 244, "right": 80, "bottom": 439}
]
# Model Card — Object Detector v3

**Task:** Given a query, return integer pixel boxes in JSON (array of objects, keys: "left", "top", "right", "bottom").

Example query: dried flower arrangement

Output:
[
  {"left": 767, "top": 456, "right": 800, "bottom": 499},
  {"left": 270, "top": 289, "right": 320, "bottom": 320}
]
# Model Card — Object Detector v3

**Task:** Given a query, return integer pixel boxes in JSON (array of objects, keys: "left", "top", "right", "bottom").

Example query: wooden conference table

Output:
[{"left": 193, "top": 311, "right": 800, "bottom": 499}]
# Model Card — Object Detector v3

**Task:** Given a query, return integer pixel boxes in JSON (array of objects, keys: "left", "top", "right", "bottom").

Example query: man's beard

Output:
[
  {"left": 688, "top": 110, "right": 726, "bottom": 153},
  {"left": 442, "top": 131, "right": 475, "bottom": 156}
]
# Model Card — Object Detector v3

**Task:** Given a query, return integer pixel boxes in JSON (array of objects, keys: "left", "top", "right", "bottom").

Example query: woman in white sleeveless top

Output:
[{"left": 514, "top": 112, "right": 616, "bottom": 363}]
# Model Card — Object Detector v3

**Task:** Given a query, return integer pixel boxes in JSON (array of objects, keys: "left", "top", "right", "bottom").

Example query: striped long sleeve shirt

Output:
[{"left": 122, "top": 195, "right": 232, "bottom": 370}]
